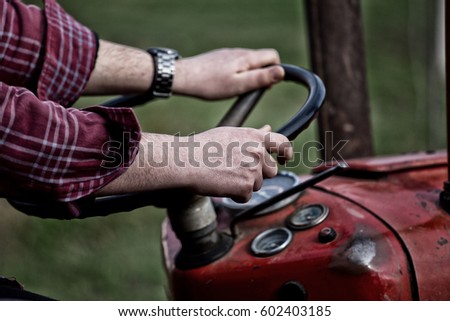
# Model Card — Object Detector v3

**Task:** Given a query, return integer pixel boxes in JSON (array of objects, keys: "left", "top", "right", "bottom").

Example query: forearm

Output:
[
  {"left": 95, "top": 127, "right": 293, "bottom": 203},
  {"left": 84, "top": 40, "right": 189, "bottom": 96},
  {"left": 94, "top": 132, "right": 189, "bottom": 195},
  {"left": 84, "top": 41, "right": 284, "bottom": 99},
  {"left": 84, "top": 40, "right": 155, "bottom": 95}
]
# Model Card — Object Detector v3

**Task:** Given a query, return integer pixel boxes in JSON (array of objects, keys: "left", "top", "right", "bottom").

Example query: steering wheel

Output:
[
  {"left": 8, "top": 64, "right": 326, "bottom": 218},
  {"left": 217, "top": 64, "right": 325, "bottom": 139}
]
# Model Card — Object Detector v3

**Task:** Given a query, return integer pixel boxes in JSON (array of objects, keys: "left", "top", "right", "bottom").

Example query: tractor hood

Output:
[
  {"left": 315, "top": 150, "right": 450, "bottom": 300},
  {"left": 162, "top": 151, "right": 450, "bottom": 300}
]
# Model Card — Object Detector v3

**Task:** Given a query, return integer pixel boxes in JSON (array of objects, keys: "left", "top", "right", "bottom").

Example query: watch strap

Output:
[{"left": 147, "top": 47, "right": 179, "bottom": 98}]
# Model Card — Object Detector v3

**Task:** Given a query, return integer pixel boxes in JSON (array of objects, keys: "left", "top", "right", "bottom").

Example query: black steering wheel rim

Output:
[
  {"left": 277, "top": 64, "right": 326, "bottom": 140},
  {"left": 217, "top": 64, "right": 325, "bottom": 141}
]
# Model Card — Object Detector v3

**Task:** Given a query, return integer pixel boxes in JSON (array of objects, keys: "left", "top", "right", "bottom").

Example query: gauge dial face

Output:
[
  {"left": 220, "top": 171, "right": 302, "bottom": 215},
  {"left": 251, "top": 227, "right": 293, "bottom": 257},
  {"left": 287, "top": 204, "right": 329, "bottom": 230}
]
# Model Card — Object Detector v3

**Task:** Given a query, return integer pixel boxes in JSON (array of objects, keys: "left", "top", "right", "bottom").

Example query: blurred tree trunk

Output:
[
  {"left": 305, "top": 0, "right": 373, "bottom": 162},
  {"left": 424, "top": 0, "right": 445, "bottom": 150}
]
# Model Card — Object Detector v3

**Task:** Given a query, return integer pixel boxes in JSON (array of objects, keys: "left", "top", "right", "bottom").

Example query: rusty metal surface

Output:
[
  {"left": 339, "top": 150, "right": 447, "bottom": 173},
  {"left": 316, "top": 152, "right": 450, "bottom": 300},
  {"left": 162, "top": 188, "right": 412, "bottom": 300},
  {"left": 162, "top": 152, "right": 450, "bottom": 300}
]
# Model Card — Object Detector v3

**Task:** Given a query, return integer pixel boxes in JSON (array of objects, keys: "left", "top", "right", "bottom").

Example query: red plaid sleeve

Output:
[
  {"left": 38, "top": 0, "right": 97, "bottom": 106},
  {"left": 0, "top": 0, "right": 44, "bottom": 88},
  {"left": 0, "top": 84, "right": 140, "bottom": 207},
  {"left": 0, "top": 0, "right": 142, "bottom": 218}
]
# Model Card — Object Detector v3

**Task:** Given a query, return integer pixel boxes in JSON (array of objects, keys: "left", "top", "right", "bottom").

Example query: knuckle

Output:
[
  {"left": 265, "top": 48, "right": 281, "bottom": 62},
  {"left": 253, "top": 178, "right": 263, "bottom": 191},
  {"left": 259, "top": 72, "right": 274, "bottom": 87},
  {"left": 265, "top": 163, "right": 278, "bottom": 178},
  {"left": 233, "top": 183, "right": 253, "bottom": 203},
  {"left": 241, "top": 190, "right": 253, "bottom": 202},
  {"left": 244, "top": 178, "right": 255, "bottom": 191}
]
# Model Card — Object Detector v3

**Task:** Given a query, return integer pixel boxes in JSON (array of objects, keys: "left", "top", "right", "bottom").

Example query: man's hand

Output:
[
  {"left": 173, "top": 48, "right": 285, "bottom": 100},
  {"left": 85, "top": 42, "right": 284, "bottom": 100},
  {"left": 97, "top": 126, "right": 293, "bottom": 203},
  {"left": 176, "top": 125, "right": 292, "bottom": 202}
]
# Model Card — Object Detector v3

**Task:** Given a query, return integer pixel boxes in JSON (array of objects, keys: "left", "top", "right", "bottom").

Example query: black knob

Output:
[
  {"left": 278, "top": 281, "right": 307, "bottom": 300},
  {"left": 318, "top": 227, "right": 337, "bottom": 243}
]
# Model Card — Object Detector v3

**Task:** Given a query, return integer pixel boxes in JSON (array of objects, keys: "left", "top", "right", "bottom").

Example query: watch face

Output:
[
  {"left": 219, "top": 171, "right": 302, "bottom": 215},
  {"left": 147, "top": 47, "right": 180, "bottom": 58}
]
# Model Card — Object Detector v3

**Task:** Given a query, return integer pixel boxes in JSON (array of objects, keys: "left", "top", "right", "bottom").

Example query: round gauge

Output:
[
  {"left": 286, "top": 204, "right": 329, "bottom": 230},
  {"left": 220, "top": 171, "right": 302, "bottom": 215},
  {"left": 251, "top": 227, "right": 293, "bottom": 257}
]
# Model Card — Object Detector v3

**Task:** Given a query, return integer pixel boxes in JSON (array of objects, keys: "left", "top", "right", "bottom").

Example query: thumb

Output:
[
  {"left": 240, "top": 65, "right": 285, "bottom": 93},
  {"left": 260, "top": 124, "right": 272, "bottom": 132},
  {"left": 267, "top": 65, "right": 284, "bottom": 83}
]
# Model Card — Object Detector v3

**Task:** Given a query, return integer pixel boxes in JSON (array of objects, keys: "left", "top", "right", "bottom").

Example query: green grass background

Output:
[{"left": 0, "top": 0, "right": 445, "bottom": 300}]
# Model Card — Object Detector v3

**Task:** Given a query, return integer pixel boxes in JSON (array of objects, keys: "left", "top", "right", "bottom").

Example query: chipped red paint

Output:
[{"left": 162, "top": 151, "right": 450, "bottom": 300}]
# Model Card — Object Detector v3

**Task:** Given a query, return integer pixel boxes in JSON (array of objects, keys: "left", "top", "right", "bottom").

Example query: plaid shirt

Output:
[{"left": 0, "top": 0, "right": 141, "bottom": 218}]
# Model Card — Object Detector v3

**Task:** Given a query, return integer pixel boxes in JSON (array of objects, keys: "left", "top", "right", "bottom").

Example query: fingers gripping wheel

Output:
[{"left": 218, "top": 64, "right": 326, "bottom": 141}]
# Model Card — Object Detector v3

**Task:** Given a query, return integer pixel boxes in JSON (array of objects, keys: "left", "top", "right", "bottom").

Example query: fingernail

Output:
[{"left": 271, "top": 67, "right": 284, "bottom": 82}]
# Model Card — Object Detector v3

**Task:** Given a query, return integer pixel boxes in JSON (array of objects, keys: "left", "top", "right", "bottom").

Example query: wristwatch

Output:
[{"left": 147, "top": 47, "right": 180, "bottom": 98}]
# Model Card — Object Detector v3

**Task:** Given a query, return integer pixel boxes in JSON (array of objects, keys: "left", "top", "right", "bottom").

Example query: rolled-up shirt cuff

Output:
[{"left": 37, "top": 0, "right": 97, "bottom": 106}]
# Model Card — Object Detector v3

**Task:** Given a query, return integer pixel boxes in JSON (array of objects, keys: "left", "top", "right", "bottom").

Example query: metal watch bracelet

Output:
[{"left": 147, "top": 47, "right": 179, "bottom": 98}]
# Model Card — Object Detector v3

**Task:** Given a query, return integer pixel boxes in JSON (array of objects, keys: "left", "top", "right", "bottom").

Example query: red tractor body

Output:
[{"left": 162, "top": 151, "right": 450, "bottom": 300}]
